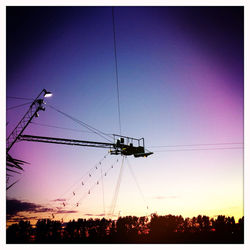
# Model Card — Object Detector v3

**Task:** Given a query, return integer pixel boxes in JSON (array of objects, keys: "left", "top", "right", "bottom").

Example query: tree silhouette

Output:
[
  {"left": 35, "top": 219, "right": 62, "bottom": 243},
  {"left": 148, "top": 214, "right": 184, "bottom": 242},
  {"left": 7, "top": 220, "right": 33, "bottom": 243},
  {"left": 6, "top": 214, "right": 244, "bottom": 243}
]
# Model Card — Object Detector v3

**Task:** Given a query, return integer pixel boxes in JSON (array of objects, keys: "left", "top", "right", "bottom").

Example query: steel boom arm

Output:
[
  {"left": 19, "top": 134, "right": 153, "bottom": 157},
  {"left": 19, "top": 134, "right": 115, "bottom": 149}
]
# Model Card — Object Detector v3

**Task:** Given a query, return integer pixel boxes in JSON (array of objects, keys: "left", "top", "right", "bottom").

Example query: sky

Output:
[{"left": 6, "top": 6, "right": 244, "bottom": 225}]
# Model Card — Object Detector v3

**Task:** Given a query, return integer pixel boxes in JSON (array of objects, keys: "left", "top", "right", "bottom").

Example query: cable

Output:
[
  {"left": 148, "top": 142, "right": 243, "bottom": 148},
  {"left": 126, "top": 158, "right": 149, "bottom": 212},
  {"left": 7, "top": 96, "right": 34, "bottom": 101},
  {"left": 154, "top": 147, "right": 243, "bottom": 152},
  {"left": 109, "top": 156, "right": 125, "bottom": 217},
  {"left": 55, "top": 153, "right": 109, "bottom": 203},
  {"left": 30, "top": 121, "right": 99, "bottom": 134},
  {"left": 54, "top": 155, "right": 120, "bottom": 221},
  {"left": 48, "top": 104, "right": 113, "bottom": 141},
  {"left": 100, "top": 162, "right": 106, "bottom": 217},
  {"left": 7, "top": 101, "right": 33, "bottom": 111},
  {"left": 48, "top": 104, "right": 113, "bottom": 142},
  {"left": 59, "top": 157, "right": 119, "bottom": 222},
  {"left": 112, "top": 7, "right": 122, "bottom": 135},
  {"left": 75, "top": 157, "right": 119, "bottom": 206}
]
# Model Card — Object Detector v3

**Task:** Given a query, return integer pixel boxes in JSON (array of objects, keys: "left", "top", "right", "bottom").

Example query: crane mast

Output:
[
  {"left": 6, "top": 99, "right": 45, "bottom": 152},
  {"left": 6, "top": 89, "right": 52, "bottom": 153}
]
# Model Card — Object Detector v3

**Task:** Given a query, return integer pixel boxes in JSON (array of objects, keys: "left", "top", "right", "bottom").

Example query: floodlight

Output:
[{"left": 43, "top": 90, "right": 53, "bottom": 98}]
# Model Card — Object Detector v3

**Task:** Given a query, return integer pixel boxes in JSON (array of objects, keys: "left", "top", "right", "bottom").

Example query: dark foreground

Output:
[{"left": 7, "top": 214, "right": 244, "bottom": 244}]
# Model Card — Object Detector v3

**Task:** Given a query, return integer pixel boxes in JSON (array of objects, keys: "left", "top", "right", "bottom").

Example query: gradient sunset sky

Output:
[{"left": 6, "top": 6, "right": 243, "bottom": 223}]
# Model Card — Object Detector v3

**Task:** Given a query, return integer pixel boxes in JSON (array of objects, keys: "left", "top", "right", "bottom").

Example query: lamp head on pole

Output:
[{"left": 43, "top": 89, "right": 53, "bottom": 98}]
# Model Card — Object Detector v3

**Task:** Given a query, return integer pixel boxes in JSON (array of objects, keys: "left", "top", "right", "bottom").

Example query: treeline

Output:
[{"left": 7, "top": 214, "right": 244, "bottom": 243}]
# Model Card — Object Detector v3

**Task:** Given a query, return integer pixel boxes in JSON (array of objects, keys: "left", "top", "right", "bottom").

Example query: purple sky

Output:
[{"left": 6, "top": 6, "right": 243, "bottom": 222}]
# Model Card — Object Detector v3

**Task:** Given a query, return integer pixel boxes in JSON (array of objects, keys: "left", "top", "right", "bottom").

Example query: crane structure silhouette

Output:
[{"left": 6, "top": 88, "right": 153, "bottom": 189}]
